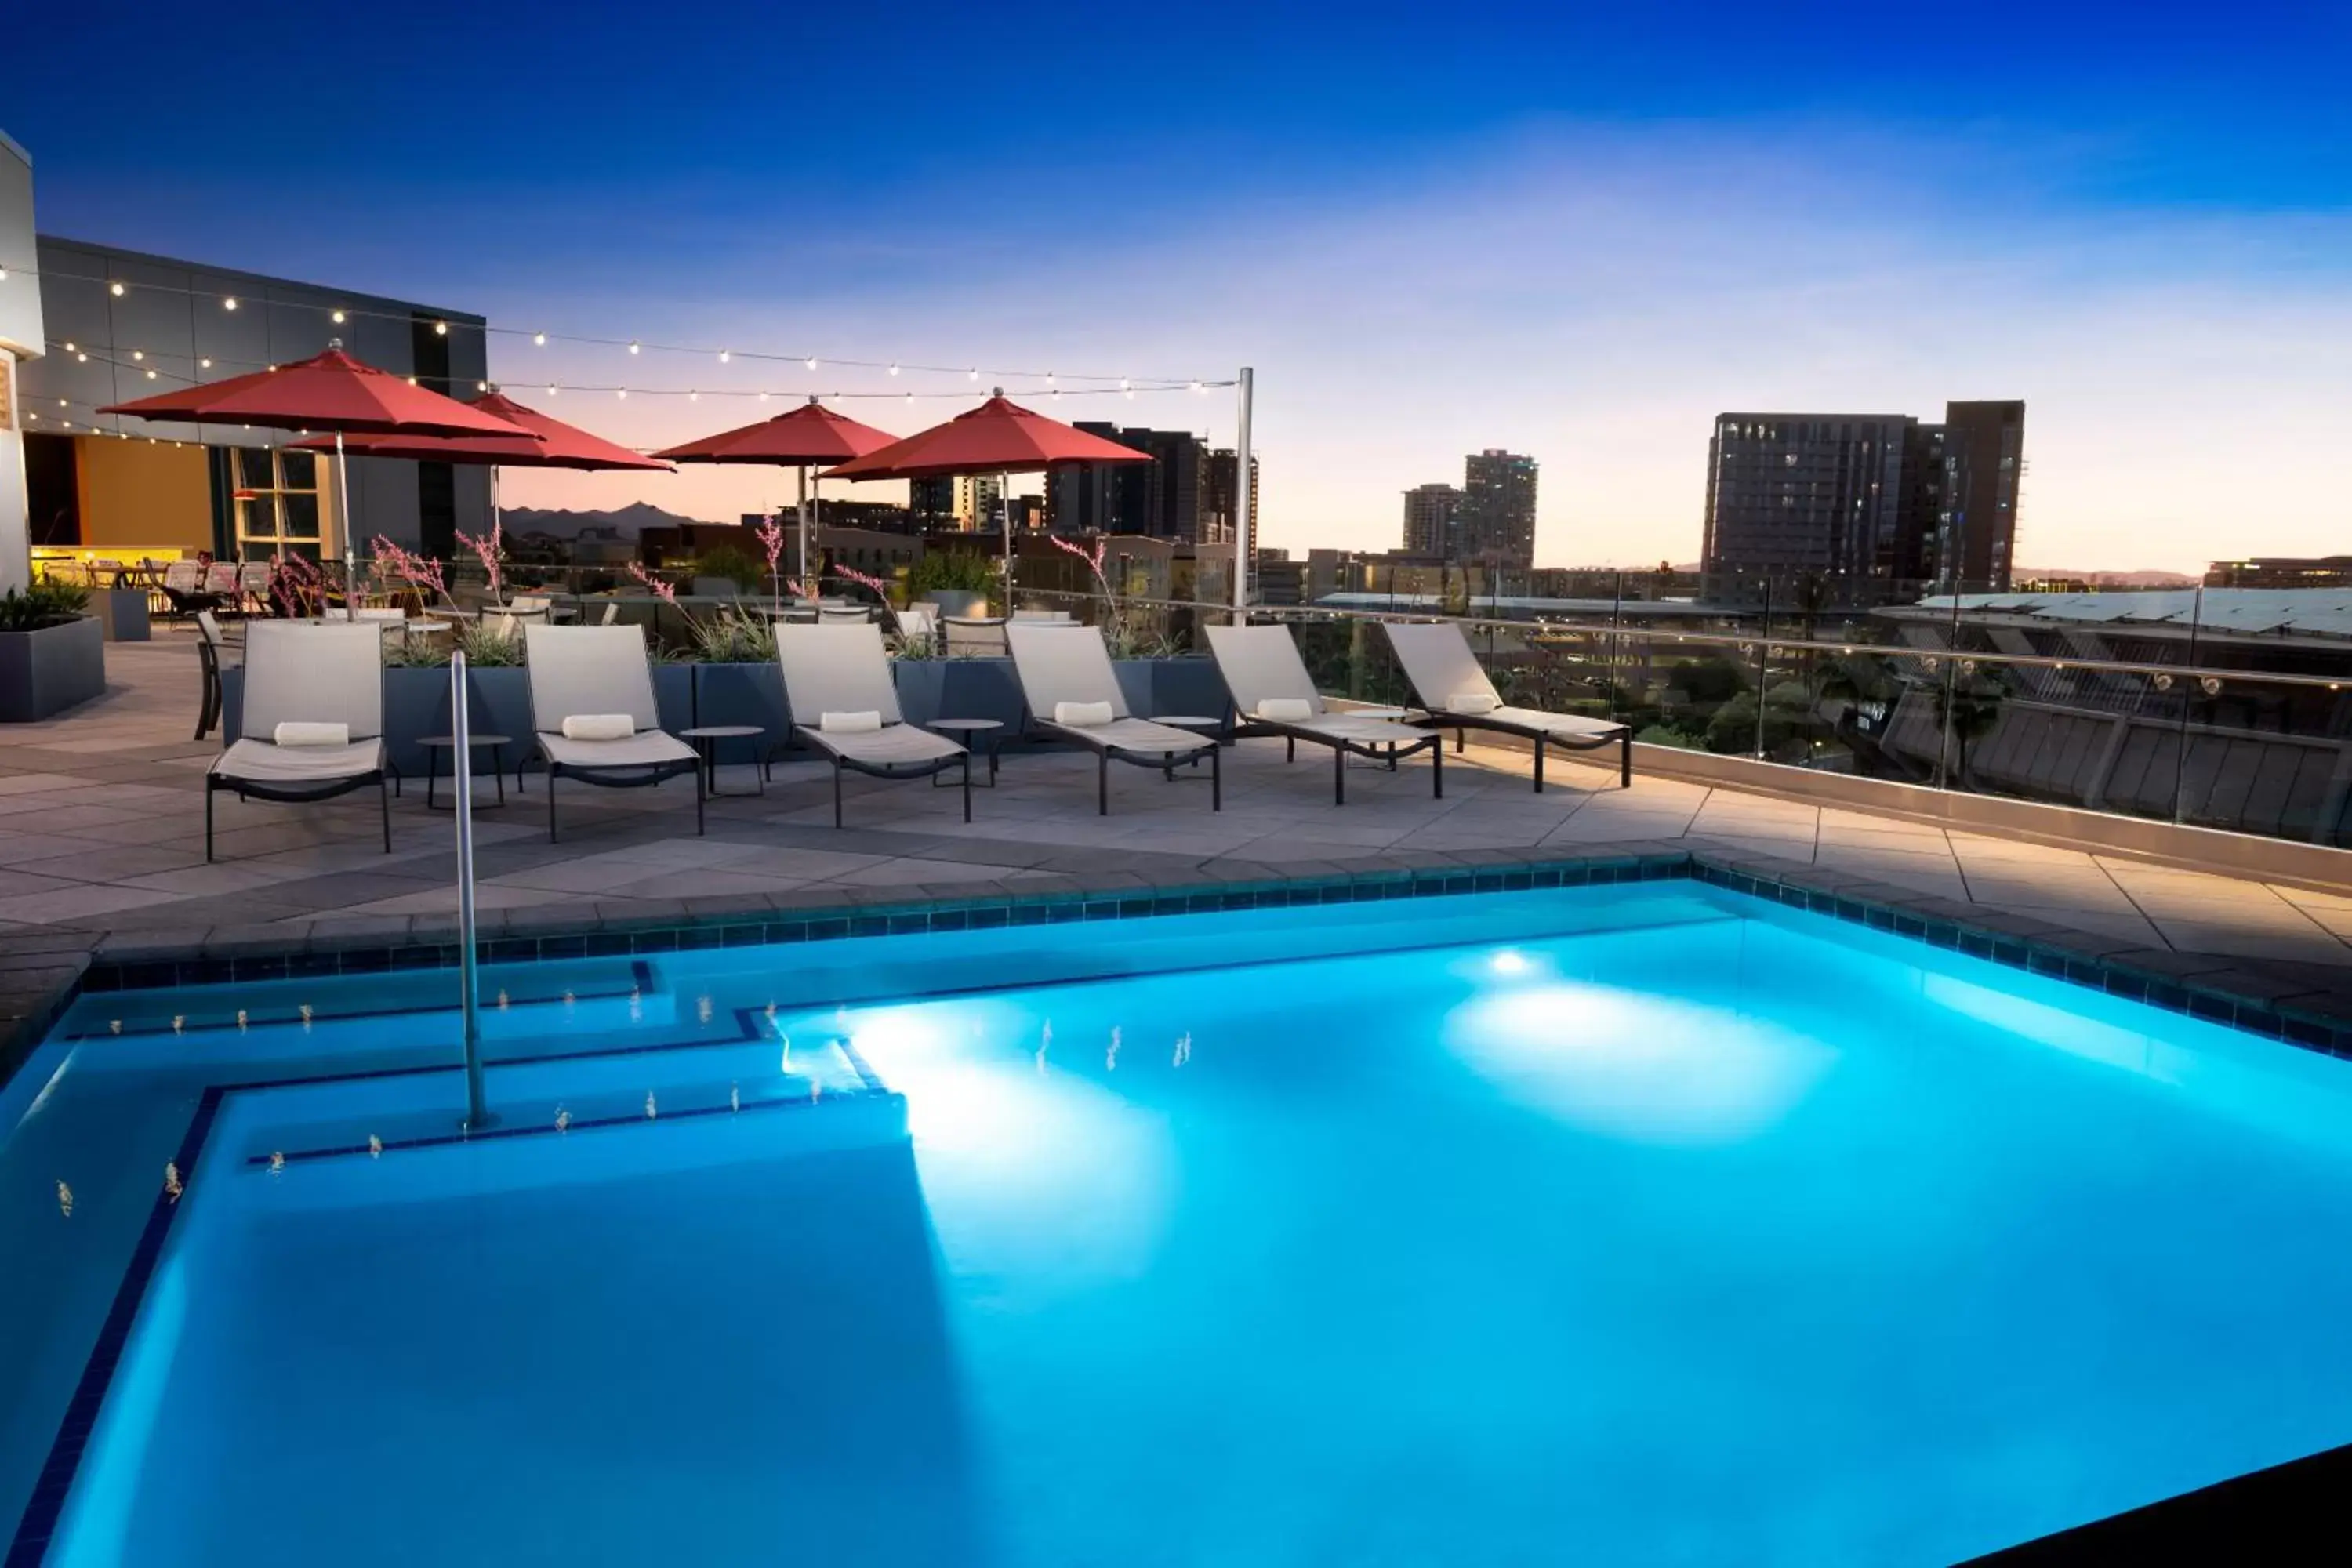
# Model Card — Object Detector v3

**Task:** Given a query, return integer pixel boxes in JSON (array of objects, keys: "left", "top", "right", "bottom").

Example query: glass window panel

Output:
[
  {"left": 279, "top": 449, "right": 318, "bottom": 489},
  {"left": 280, "top": 494, "right": 321, "bottom": 539},
  {"left": 237, "top": 448, "right": 274, "bottom": 488},
  {"left": 239, "top": 495, "right": 279, "bottom": 538}
]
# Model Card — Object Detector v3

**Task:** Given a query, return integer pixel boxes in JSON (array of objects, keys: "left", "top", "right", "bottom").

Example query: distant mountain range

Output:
[
  {"left": 2013, "top": 568, "right": 2199, "bottom": 588},
  {"left": 500, "top": 502, "right": 721, "bottom": 539}
]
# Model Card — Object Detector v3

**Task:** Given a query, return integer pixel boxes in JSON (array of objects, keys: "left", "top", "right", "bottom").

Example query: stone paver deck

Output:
[{"left": 5, "top": 633, "right": 2351, "bottom": 1057}]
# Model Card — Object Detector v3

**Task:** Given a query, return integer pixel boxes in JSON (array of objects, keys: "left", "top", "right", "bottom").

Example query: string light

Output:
[
  {"left": 62, "top": 341, "right": 74, "bottom": 352},
  {"left": 546, "top": 384, "right": 558, "bottom": 396},
  {"left": 967, "top": 367, "right": 978, "bottom": 380},
  {"left": 688, "top": 390, "right": 699, "bottom": 401},
  {"left": 332, "top": 309, "right": 346, "bottom": 324},
  {"left": 434, "top": 320, "right": 448, "bottom": 336},
  {"left": 627, "top": 340, "right": 641, "bottom": 354},
  {"left": 199, "top": 358, "right": 212, "bottom": 368},
  {"left": 533, "top": 332, "right": 546, "bottom": 346},
  {"left": 130, "top": 350, "right": 143, "bottom": 360},
  {"left": 109, "top": 281, "right": 125, "bottom": 296},
  {"left": 223, "top": 296, "right": 238, "bottom": 310},
  {"left": 718, "top": 350, "right": 730, "bottom": 364},
  {"left": 888, "top": 362, "right": 900, "bottom": 376},
  {"left": 804, "top": 357, "right": 817, "bottom": 371}
]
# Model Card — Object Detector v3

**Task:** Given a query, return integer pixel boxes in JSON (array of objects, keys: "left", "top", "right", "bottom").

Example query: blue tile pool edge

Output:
[{"left": 10, "top": 845, "right": 2352, "bottom": 1097}]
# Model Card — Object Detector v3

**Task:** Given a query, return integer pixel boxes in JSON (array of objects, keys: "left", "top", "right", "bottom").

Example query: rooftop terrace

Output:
[{"left": 5, "top": 631, "right": 2351, "bottom": 1070}]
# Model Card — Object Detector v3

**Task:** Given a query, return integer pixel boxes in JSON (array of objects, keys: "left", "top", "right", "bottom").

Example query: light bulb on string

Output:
[
  {"left": 888, "top": 362, "right": 900, "bottom": 376},
  {"left": 476, "top": 380, "right": 488, "bottom": 392},
  {"left": 75, "top": 352, "right": 86, "bottom": 363},
  {"left": 967, "top": 368, "right": 978, "bottom": 380},
  {"left": 546, "top": 385, "right": 558, "bottom": 397},
  {"left": 332, "top": 309, "right": 346, "bottom": 324},
  {"left": 688, "top": 390, "right": 699, "bottom": 401},
  {"left": 146, "top": 368, "right": 157, "bottom": 379},
  {"left": 1047, "top": 372, "right": 1056, "bottom": 386},
  {"left": 109, "top": 281, "right": 125, "bottom": 296},
  {"left": 130, "top": 350, "right": 143, "bottom": 361},
  {"left": 627, "top": 340, "right": 641, "bottom": 355},
  {"left": 718, "top": 350, "right": 730, "bottom": 364},
  {"left": 805, "top": 357, "right": 818, "bottom": 371},
  {"left": 533, "top": 332, "right": 546, "bottom": 347},
  {"left": 757, "top": 390, "right": 770, "bottom": 402},
  {"left": 434, "top": 321, "right": 448, "bottom": 336},
  {"left": 223, "top": 296, "right": 238, "bottom": 310},
  {"left": 406, "top": 376, "right": 417, "bottom": 385},
  {"left": 617, "top": 389, "right": 627, "bottom": 399},
  {"left": 199, "top": 358, "right": 212, "bottom": 368}
]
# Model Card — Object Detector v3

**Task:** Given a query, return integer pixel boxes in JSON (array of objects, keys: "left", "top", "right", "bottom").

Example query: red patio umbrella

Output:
[
  {"left": 100, "top": 343, "right": 537, "bottom": 619},
  {"left": 822, "top": 391, "right": 1152, "bottom": 598},
  {"left": 652, "top": 398, "right": 898, "bottom": 601},
  {"left": 295, "top": 390, "right": 671, "bottom": 590}
]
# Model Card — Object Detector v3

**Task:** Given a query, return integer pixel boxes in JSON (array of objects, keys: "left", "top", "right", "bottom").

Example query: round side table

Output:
[
  {"left": 681, "top": 725, "right": 768, "bottom": 797},
  {"left": 927, "top": 717, "right": 1004, "bottom": 786},
  {"left": 419, "top": 734, "right": 513, "bottom": 811}
]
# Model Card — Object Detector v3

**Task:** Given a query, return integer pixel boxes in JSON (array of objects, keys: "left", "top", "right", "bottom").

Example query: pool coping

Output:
[{"left": 7, "top": 841, "right": 2352, "bottom": 1094}]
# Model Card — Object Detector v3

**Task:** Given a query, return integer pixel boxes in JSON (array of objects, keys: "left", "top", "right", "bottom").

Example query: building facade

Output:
[
  {"left": 5, "top": 205, "right": 491, "bottom": 577},
  {"left": 1700, "top": 401, "right": 2023, "bottom": 601},
  {"left": 2208, "top": 557, "right": 2352, "bottom": 590},
  {"left": 1047, "top": 423, "right": 1249, "bottom": 544},
  {"left": 1460, "top": 449, "right": 1537, "bottom": 568},
  {"left": 1401, "top": 481, "right": 1462, "bottom": 557}
]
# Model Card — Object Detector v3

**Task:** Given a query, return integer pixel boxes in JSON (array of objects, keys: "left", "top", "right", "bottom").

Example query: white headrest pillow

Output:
[
  {"left": 1255, "top": 697, "right": 1315, "bottom": 722},
  {"left": 273, "top": 721, "right": 350, "bottom": 747},
  {"left": 820, "top": 710, "right": 883, "bottom": 733},
  {"left": 560, "top": 713, "right": 635, "bottom": 741},
  {"left": 1054, "top": 700, "right": 1116, "bottom": 728},
  {"left": 1448, "top": 691, "right": 1501, "bottom": 716}
]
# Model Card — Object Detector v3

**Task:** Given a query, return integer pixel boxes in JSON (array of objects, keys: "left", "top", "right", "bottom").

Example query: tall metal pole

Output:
[
  {"left": 1232, "top": 367, "right": 1254, "bottom": 622},
  {"left": 452, "top": 649, "right": 489, "bottom": 1130}
]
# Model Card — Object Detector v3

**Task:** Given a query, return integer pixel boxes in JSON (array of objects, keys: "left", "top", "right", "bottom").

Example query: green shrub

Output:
[
  {"left": 692, "top": 544, "right": 764, "bottom": 590},
  {"left": 908, "top": 550, "right": 1000, "bottom": 596},
  {"left": 0, "top": 581, "right": 91, "bottom": 633}
]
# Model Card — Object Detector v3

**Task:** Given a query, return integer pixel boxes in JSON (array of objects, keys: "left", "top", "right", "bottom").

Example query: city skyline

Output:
[{"left": 7, "top": 2, "right": 2347, "bottom": 573}]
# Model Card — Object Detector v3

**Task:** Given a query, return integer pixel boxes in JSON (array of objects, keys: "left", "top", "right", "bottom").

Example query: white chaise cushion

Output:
[{"left": 561, "top": 713, "right": 635, "bottom": 741}]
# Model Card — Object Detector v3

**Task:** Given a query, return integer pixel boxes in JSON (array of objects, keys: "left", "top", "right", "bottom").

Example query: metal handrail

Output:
[{"left": 451, "top": 650, "right": 488, "bottom": 1131}]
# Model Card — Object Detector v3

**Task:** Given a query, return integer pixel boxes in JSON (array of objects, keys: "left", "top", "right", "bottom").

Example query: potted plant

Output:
[
  {"left": 908, "top": 549, "right": 997, "bottom": 619},
  {"left": 0, "top": 581, "right": 107, "bottom": 722}
]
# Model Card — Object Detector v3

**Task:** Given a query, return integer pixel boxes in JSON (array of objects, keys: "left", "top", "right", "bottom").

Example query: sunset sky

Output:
[{"left": 10, "top": 1, "right": 2349, "bottom": 570}]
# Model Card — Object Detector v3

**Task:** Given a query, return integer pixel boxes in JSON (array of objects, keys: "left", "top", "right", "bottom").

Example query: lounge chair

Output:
[
  {"left": 205, "top": 620, "right": 391, "bottom": 862},
  {"left": 1207, "top": 623, "right": 1443, "bottom": 804},
  {"left": 1005, "top": 621, "right": 1220, "bottom": 814},
  {"left": 1381, "top": 621, "right": 1632, "bottom": 791},
  {"left": 776, "top": 622, "right": 971, "bottom": 826},
  {"left": 523, "top": 623, "right": 703, "bottom": 841}
]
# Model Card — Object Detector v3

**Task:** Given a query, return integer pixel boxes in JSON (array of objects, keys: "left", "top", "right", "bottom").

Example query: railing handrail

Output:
[{"left": 1007, "top": 585, "right": 2352, "bottom": 695}]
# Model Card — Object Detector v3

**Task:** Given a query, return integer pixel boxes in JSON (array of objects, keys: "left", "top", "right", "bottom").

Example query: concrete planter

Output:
[
  {"left": 691, "top": 661, "right": 792, "bottom": 768},
  {"left": 891, "top": 657, "right": 1028, "bottom": 740},
  {"left": 93, "top": 588, "right": 152, "bottom": 643},
  {"left": 0, "top": 615, "right": 107, "bottom": 723},
  {"left": 923, "top": 590, "right": 990, "bottom": 619}
]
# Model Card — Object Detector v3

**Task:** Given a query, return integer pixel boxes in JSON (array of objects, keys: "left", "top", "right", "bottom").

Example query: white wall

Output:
[{"left": 0, "top": 129, "right": 42, "bottom": 593}]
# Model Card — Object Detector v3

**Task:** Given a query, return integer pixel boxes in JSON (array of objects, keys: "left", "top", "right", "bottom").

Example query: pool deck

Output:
[{"left": 5, "top": 634, "right": 2352, "bottom": 1062}]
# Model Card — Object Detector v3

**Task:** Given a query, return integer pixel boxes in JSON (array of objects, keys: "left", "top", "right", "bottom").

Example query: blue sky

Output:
[{"left": 10, "top": 1, "right": 2350, "bottom": 568}]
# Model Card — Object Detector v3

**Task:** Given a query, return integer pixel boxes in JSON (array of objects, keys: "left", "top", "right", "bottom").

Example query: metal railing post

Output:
[{"left": 452, "top": 649, "right": 489, "bottom": 1131}]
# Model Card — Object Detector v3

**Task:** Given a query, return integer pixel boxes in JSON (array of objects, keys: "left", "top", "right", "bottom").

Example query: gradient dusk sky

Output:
[{"left": 9, "top": 1, "right": 2348, "bottom": 570}]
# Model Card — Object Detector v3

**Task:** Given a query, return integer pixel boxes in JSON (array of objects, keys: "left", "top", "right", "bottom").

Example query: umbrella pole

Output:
[
  {"left": 798, "top": 464, "right": 811, "bottom": 601},
  {"left": 1232, "top": 366, "right": 1254, "bottom": 623},
  {"left": 1002, "top": 471, "right": 1014, "bottom": 612},
  {"left": 338, "top": 430, "right": 358, "bottom": 622}
]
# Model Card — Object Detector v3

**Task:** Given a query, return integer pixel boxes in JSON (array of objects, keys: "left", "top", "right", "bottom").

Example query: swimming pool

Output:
[{"left": 7, "top": 881, "right": 2352, "bottom": 1564}]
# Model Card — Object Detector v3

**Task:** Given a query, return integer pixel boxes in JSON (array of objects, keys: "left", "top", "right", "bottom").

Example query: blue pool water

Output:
[{"left": 9, "top": 884, "right": 2352, "bottom": 1564}]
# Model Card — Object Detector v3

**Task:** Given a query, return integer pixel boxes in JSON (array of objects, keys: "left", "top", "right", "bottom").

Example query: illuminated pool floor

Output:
[{"left": 15, "top": 887, "right": 2352, "bottom": 1564}]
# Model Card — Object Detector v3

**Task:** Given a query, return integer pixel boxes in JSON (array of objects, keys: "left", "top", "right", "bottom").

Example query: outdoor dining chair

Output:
[{"left": 942, "top": 615, "right": 1009, "bottom": 659}]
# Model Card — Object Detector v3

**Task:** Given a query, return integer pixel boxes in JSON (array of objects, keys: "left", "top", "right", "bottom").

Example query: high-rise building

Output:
[
  {"left": 1700, "top": 401, "right": 2024, "bottom": 599},
  {"left": 1048, "top": 423, "right": 1241, "bottom": 543},
  {"left": 1402, "top": 482, "right": 1463, "bottom": 557},
  {"left": 908, "top": 474, "right": 1007, "bottom": 532},
  {"left": 1460, "top": 450, "right": 1537, "bottom": 568},
  {"left": 1934, "top": 400, "right": 2025, "bottom": 591},
  {"left": 1203, "top": 448, "right": 1258, "bottom": 546}
]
